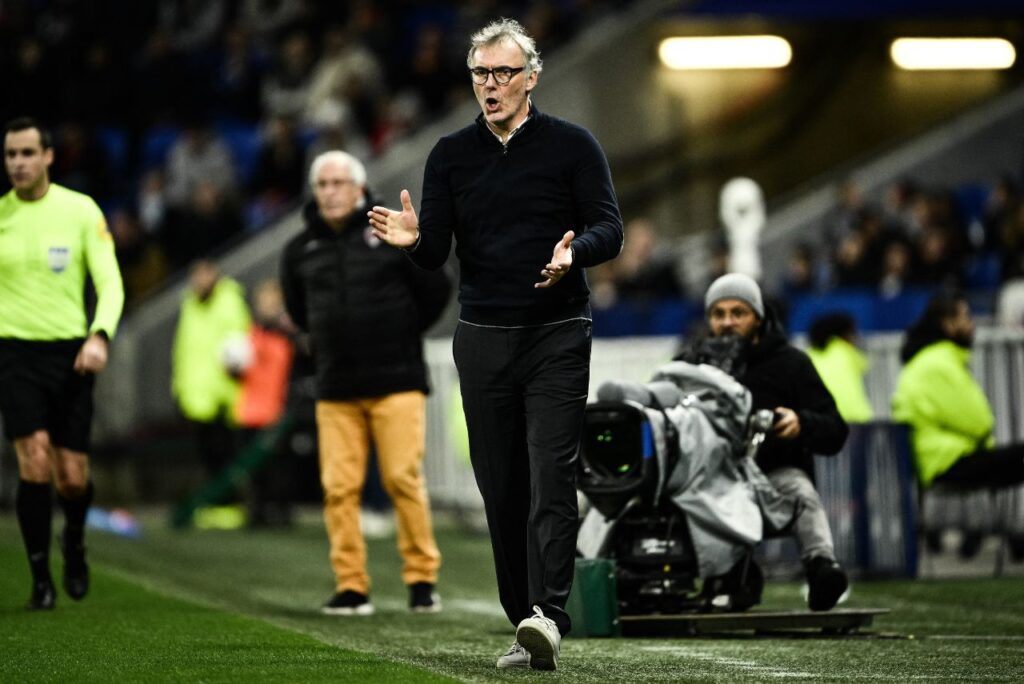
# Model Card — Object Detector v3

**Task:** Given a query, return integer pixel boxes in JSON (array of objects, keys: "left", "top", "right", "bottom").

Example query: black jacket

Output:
[
  {"left": 410, "top": 104, "right": 623, "bottom": 326},
  {"left": 280, "top": 198, "right": 451, "bottom": 400},
  {"left": 741, "top": 308, "right": 849, "bottom": 479}
]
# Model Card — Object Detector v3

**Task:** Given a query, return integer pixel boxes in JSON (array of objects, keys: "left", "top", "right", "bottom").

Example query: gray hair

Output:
[
  {"left": 466, "top": 18, "right": 543, "bottom": 74},
  {"left": 308, "top": 150, "right": 367, "bottom": 189}
]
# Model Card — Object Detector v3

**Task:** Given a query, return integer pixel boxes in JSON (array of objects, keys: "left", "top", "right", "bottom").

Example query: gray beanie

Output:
[{"left": 705, "top": 273, "right": 764, "bottom": 319}]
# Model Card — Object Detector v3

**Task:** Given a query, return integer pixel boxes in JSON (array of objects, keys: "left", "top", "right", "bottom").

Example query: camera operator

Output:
[{"left": 693, "top": 273, "right": 850, "bottom": 611}]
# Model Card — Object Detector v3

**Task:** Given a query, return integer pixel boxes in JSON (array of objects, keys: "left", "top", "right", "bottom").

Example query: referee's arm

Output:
[{"left": 84, "top": 208, "right": 125, "bottom": 340}]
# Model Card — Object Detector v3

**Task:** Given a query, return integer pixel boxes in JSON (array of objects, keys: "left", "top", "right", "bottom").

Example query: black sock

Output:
[
  {"left": 16, "top": 480, "right": 53, "bottom": 580},
  {"left": 58, "top": 481, "right": 94, "bottom": 550}
]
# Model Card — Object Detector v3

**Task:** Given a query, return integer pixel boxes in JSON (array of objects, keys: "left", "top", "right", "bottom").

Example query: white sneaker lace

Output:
[
  {"left": 505, "top": 641, "right": 527, "bottom": 657},
  {"left": 530, "top": 605, "right": 559, "bottom": 635}
]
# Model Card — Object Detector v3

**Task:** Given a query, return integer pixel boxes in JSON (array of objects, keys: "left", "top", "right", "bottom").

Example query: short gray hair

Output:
[
  {"left": 466, "top": 18, "right": 543, "bottom": 74},
  {"left": 309, "top": 150, "right": 366, "bottom": 189}
]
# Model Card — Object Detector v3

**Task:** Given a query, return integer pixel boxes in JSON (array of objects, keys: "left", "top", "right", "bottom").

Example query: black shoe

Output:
[
  {"left": 321, "top": 590, "right": 374, "bottom": 616},
  {"left": 60, "top": 531, "right": 89, "bottom": 600},
  {"left": 409, "top": 582, "right": 441, "bottom": 613},
  {"left": 1008, "top": 535, "right": 1024, "bottom": 563},
  {"left": 805, "top": 556, "right": 849, "bottom": 612},
  {"left": 958, "top": 531, "right": 984, "bottom": 560},
  {"left": 924, "top": 529, "right": 945, "bottom": 554},
  {"left": 27, "top": 577, "right": 56, "bottom": 611}
]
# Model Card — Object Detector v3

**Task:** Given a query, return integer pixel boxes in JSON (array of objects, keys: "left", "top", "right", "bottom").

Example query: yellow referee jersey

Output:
[{"left": 0, "top": 183, "right": 124, "bottom": 340}]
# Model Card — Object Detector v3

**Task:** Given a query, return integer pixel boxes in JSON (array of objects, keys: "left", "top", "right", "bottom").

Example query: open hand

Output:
[
  {"left": 368, "top": 189, "right": 419, "bottom": 248},
  {"left": 535, "top": 231, "right": 575, "bottom": 289}
]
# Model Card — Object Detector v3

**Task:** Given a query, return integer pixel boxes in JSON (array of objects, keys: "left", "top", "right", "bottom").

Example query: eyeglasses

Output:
[{"left": 469, "top": 66, "right": 525, "bottom": 85}]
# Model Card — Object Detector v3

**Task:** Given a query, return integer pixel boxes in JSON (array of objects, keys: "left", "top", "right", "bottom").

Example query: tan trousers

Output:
[{"left": 316, "top": 391, "right": 440, "bottom": 593}]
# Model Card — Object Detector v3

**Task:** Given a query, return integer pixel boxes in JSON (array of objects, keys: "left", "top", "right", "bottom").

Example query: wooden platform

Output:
[{"left": 618, "top": 608, "right": 890, "bottom": 637}]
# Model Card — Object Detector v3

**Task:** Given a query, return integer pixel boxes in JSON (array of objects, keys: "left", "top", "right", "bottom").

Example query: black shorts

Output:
[{"left": 0, "top": 338, "right": 95, "bottom": 452}]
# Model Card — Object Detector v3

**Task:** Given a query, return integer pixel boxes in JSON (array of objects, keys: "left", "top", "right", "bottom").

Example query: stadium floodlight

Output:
[
  {"left": 890, "top": 37, "right": 1016, "bottom": 70},
  {"left": 658, "top": 35, "right": 792, "bottom": 70}
]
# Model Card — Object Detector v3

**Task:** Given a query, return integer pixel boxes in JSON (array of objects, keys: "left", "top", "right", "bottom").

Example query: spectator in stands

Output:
[
  {"left": 832, "top": 206, "right": 895, "bottom": 288},
  {"left": 997, "top": 186, "right": 1024, "bottom": 280},
  {"left": 883, "top": 177, "right": 921, "bottom": 237},
  {"left": 164, "top": 116, "right": 238, "bottom": 209},
  {"left": 162, "top": 180, "right": 245, "bottom": 269},
  {"left": 878, "top": 237, "right": 916, "bottom": 299},
  {"left": 281, "top": 150, "right": 450, "bottom": 617},
  {"left": 701, "top": 273, "right": 851, "bottom": 610},
  {"left": 249, "top": 114, "right": 305, "bottom": 226},
  {"left": 397, "top": 23, "right": 462, "bottom": 119},
  {"left": 157, "top": 0, "right": 227, "bottom": 53},
  {"left": 171, "top": 260, "right": 251, "bottom": 492},
  {"left": 892, "top": 293, "right": 1024, "bottom": 559},
  {"left": 822, "top": 178, "right": 866, "bottom": 247},
  {"left": 137, "top": 169, "right": 168, "bottom": 238},
  {"left": 51, "top": 121, "right": 113, "bottom": 202},
  {"left": 109, "top": 207, "right": 169, "bottom": 306},
  {"left": 209, "top": 23, "right": 267, "bottom": 123},
  {"left": 806, "top": 312, "right": 873, "bottom": 424},
  {"left": 303, "top": 23, "right": 383, "bottom": 153},
  {"left": 981, "top": 174, "right": 1018, "bottom": 252},
  {"left": 610, "top": 217, "right": 684, "bottom": 302},
  {"left": 132, "top": 31, "right": 190, "bottom": 128},
  {"left": 781, "top": 241, "right": 818, "bottom": 300},
  {"left": 261, "top": 31, "right": 315, "bottom": 120},
  {"left": 238, "top": 0, "right": 312, "bottom": 49}
]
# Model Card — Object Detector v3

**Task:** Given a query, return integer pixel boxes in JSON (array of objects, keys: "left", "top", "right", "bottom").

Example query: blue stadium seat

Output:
[
  {"left": 141, "top": 126, "right": 181, "bottom": 171},
  {"left": 94, "top": 126, "right": 129, "bottom": 178},
  {"left": 217, "top": 122, "right": 262, "bottom": 187}
]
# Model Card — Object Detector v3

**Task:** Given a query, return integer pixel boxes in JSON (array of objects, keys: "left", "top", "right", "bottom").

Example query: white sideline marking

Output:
[
  {"left": 640, "top": 646, "right": 815, "bottom": 679},
  {"left": 448, "top": 599, "right": 505, "bottom": 617},
  {"left": 928, "top": 635, "right": 1024, "bottom": 641}
]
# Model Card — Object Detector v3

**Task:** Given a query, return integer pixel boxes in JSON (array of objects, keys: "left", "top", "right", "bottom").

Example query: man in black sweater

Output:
[
  {"left": 369, "top": 18, "right": 622, "bottom": 671},
  {"left": 703, "top": 273, "right": 850, "bottom": 611},
  {"left": 281, "top": 150, "right": 451, "bottom": 618}
]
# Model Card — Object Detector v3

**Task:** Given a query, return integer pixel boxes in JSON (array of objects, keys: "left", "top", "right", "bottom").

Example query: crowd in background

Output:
[
  {"left": 0, "top": 0, "right": 621, "bottom": 305},
  {"left": 588, "top": 172, "right": 1024, "bottom": 335}
]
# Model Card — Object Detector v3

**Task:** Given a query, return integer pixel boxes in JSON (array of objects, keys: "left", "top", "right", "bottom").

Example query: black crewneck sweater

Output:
[{"left": 410, "top": 104, "right": 623, "bottom": 326}]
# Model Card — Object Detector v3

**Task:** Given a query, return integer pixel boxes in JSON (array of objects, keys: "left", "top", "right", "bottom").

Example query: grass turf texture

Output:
[{"left": 1, "top": 513, "right": 1023, "bottom": 682}]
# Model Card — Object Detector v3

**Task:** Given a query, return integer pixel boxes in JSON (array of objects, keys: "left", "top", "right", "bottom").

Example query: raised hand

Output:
[
  {"left": 368, "top": 189, "right": 420, "bottom": 248},
  {"left": 535, "top": 230, "right": 575, "bottom": 289}
]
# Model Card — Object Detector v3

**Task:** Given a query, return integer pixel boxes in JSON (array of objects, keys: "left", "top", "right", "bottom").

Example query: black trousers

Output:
[
  {"left": 453, "top": 318, "right": 591, "bottom": 636},
  {"left": 934, "top": 443, "right": 1024, "bottom": 488}
]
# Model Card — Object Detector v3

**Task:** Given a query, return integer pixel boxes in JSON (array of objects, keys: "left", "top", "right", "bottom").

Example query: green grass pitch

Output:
[{"left": 1, "top": 513, "right": 1023, "bottom": 682}]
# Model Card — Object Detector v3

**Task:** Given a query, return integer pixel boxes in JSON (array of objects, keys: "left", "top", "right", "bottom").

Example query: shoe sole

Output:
[
  {"left": 516, "top": 625, "right": 557, "bottom": 671},
  {"left": 808, "top": 569, "right": 849, "bottom": 612},
  {"left": 321, "top": 604, "right": 375, "bottom": 616}
]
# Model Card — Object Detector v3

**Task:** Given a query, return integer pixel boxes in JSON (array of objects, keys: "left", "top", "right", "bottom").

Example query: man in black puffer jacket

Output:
[
  {"left": 702, "top": 273, "right": 850, "bottom": 611},
  {"left": 280, "top": 150, "right": 451, "bottom": 618}
]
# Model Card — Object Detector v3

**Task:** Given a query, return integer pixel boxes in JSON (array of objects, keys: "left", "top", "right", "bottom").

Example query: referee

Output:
[{"left": 1, "top": 117, "right": 124, "bottom": 610}]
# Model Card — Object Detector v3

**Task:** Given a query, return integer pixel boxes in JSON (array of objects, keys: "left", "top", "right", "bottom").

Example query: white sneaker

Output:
[
  {"left": 495, "top": 641, "right": 530, "bottom": 669},
  {"left": 515, "top": 605, "right": 561, "bottom": 671}
]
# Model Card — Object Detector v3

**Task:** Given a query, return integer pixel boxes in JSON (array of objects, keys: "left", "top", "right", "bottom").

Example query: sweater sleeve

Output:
[
  {"left": 792, "top": 351, "right": 850, "bottom": 456},
  {"left": 83, "top": 201, "right": 125, "bottom": 338},
  {"left": 567, "top": 128, "right": 623, "bottom": 268},
  {"left": 279, "top": 241, "right": 308, "bottom": 332},
  {"left": 410, "top": 140, "right": 455, "bottom": 271}
]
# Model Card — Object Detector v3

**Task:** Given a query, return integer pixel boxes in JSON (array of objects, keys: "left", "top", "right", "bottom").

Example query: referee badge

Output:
[{"left": 48, "top": 246, "right": 70, "bottom": 273}]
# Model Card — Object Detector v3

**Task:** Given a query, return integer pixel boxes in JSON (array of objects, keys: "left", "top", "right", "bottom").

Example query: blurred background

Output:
[{"left": 1, "top": 0, "right": 1023, "bottom": 574}]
